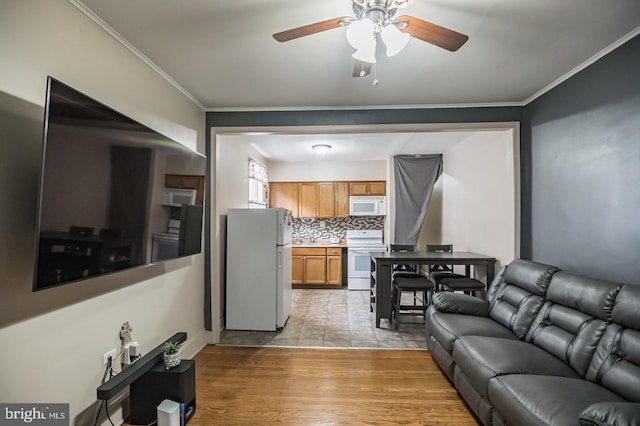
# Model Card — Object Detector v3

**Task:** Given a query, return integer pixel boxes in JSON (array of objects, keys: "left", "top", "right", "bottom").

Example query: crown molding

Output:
[
  {"left": 69, "top": 0, "right": 206, "bottom": 111},
  {"left": 524, "top": 26, "right": 640, "bottom": 105},
  {"left": 204, "top": 101, "right": 525, "bottom": 113}
]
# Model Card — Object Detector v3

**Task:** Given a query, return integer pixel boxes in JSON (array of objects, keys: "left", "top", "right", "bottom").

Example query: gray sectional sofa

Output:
[{"left": 425, "top": 259, "right": 640, "bottom": 426}]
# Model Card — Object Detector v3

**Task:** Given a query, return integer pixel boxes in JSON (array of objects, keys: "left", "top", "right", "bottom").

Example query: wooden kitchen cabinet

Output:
[
  {"left": 270, "top": 180, "right": 386, "bottom": 218},
  {"left": 349, "top": 181, "right": 386, "bottom": 196},
  {"left": 334, "top": 182, "right": 349, "bottom": 217},
  {"left": 304, "top": 256, "right": 327, "bottom": 284},
  {"left": 269, "top": 182, "right": 299, "bottom": 217},
  {"left": 292, "top": 247, "right": 343, "bottom": 287},
  {"left": 299, "top": 183, "right": 318, "bottom": 218},
  {"left": 326, "top": 247, "right": 343, "bottom": 285},
  {"left": 165, "top": 174, "right": 205, "bottom": 205},
  {"left": 292, "top": 255, "right": 304, "bottom": 284},
  {"left": 317, "top": 183, "right": 335, "bottom": 218}
]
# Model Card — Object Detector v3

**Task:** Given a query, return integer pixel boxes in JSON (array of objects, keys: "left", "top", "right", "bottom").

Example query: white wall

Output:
[
  {"left": 217, "top": 136, "right": 267, "bottom": 212},
  {"left": 268, "top": 160, "right": 386, "bottom": 181},
  {"left": 215, "top": 136, "right": 268, "bottom": 329},
  {"left": 0, "top": 1, "right": 206, "bottom": 424},
  {"left": 441, "top": 130, "right": 517, "bottom": 275}
]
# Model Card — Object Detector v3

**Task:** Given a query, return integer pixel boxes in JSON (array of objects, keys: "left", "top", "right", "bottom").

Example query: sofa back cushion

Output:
[
  {"left": 586, "top": 284, "right": 640, "bottom": 402},
  {"left": 487, "top": 259, "right": 559, "bottom": 340},
  {"left": 526, "top": 272, "right": 621, "bottom": 377}
]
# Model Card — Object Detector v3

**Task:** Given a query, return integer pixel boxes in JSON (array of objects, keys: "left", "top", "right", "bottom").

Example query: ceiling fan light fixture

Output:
[
  {"left": 346, "top": 18, "right": 375, "bottom": 50},
  {"left": 352, "top": 47, "right": 376, "bottom": 64},
  {"left": 312, "top": 144, "right": 332, "bottom": 154},
  {"left": 381, "top": 23, "right": 410, "bottom": 56}
]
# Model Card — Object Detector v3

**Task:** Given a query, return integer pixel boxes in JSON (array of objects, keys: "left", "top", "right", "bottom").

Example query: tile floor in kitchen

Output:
[{"left": 218, "top": 288, "right": 428, "bottom": 349}]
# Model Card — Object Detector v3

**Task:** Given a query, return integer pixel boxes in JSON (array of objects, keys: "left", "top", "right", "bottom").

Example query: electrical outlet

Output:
[{"left": 103, "top": 348, "right": 117, "bottom": 365}]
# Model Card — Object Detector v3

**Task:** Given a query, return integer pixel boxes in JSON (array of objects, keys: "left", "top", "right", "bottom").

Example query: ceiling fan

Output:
[{"left": 273, "top": 0, "right": 469, "bottom": 78}]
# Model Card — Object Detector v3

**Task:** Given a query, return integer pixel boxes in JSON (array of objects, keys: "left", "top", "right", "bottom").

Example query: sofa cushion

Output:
[
  {"left": 521, "top": 273, "right": 621, "bottom": 378},
  {"left": 579, "top": 402, "right": 640, "bottom": 426},
  {"left": 488, "top": 375, "right": 626, "bottom": 426},
  {"left": 427, "top": 311, "right": 518, "bottom": 354},
  {"left": 487, "top": 260, "right": 558, "bottom": 339},
  {"left": 611, "top": 283, "right": 640, "bottom": 329},
  {"left": 431, "top": 291, "right": 490, "bottom": 316},
  {"left": 500, "top": 258, "right": 558, "bottom": 296},
  {"left": 453, "top": 336, "right": 579, "bottom": 397},
  {"left": 585, "top": 286, "right": 640, "bottom": 403},
  {"left": 545, "top": 271, "right": 620, "bottom": 321}
]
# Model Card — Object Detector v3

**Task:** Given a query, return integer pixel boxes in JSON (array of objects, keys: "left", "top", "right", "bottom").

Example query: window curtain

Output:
[{"left": 394, "top": 154, "right": 443, "bottom": 245}]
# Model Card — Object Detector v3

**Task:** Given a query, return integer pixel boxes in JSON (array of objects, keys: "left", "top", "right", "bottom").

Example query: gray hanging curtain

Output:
[{"left": 394, "top": 154, "right": 443, "bottom": 245}]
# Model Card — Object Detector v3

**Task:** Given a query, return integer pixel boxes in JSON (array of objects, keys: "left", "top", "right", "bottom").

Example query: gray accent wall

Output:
[{"left": 522, "top": 34, "right": 640, "bottom": 283}]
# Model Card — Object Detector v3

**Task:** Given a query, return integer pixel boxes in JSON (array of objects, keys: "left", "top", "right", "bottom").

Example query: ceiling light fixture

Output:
[
  {"left": 345, "top": 1, "right": 413, "bottom": 65},
  {"left": 312, "top": 144, "right": 332, "bottom": 154},
  {"left": 273, "top": 0, "right": 469, "bottom": 81}
]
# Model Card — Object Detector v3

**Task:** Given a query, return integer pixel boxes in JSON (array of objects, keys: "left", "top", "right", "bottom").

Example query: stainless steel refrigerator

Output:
[{"left": 226, "top": 208, "right": 293, "bottom": 331}]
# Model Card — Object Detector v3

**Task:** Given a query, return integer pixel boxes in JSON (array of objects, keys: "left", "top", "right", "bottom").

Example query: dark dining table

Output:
[{"left": 369, "top": 250, "right": 497, "bottom": 327}]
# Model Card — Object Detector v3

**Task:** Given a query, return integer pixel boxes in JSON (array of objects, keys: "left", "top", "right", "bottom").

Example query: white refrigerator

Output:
[{"left": 226, "top": 208, "right": 293, "bottom": 331}]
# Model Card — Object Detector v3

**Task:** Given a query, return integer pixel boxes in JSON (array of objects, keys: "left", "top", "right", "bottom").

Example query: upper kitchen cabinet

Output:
[
  {"left": 304, "top": 182, "right": 349, "bottom": 218},
  {"left": 299, "top": 183, "right": 318, "bottom": 218},
  {"left": 317, "top": 183, "right": 336, "bottom": 218},
  {"left": 269, "top": 182, "right": 299, "bottom": 217},
  {"left": 349, "top": 181, "right": 386, "bottom": 196},
  {"left": 269, "top": 180, "right": 385, "bottom": 218},
  {"left": 165, "top": 174, "right": 205, "bottom": 205},
  {"left": 334, "top": 182, "right": 349, "bottom": 217}
]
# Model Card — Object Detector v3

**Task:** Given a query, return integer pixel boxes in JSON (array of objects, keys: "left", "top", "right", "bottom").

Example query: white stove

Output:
[{"left": 346, "top": 230, "right": 387, "bottom": 290}]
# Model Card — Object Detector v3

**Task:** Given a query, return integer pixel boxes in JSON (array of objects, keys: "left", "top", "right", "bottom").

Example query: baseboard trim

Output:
[{"left": 182, "top": 329, "right": 208, "bottom": 358}]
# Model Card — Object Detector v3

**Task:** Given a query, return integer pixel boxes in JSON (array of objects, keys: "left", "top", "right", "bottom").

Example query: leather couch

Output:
[{"left": 425, "top": 259, "right": 640, "bottom": 426}]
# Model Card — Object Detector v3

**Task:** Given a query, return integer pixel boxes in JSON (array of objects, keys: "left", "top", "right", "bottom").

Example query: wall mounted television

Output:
[{"left": 33, "top": 77, "right": 206, "bottom": 291}]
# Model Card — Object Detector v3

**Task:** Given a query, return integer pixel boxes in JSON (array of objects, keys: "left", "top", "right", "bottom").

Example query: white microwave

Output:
[
  {"left": 349, "top": 196, "right": 387, "bottom": 216},
  {"left": 162, "top": 188, "right": 197, "bottom": 207}
]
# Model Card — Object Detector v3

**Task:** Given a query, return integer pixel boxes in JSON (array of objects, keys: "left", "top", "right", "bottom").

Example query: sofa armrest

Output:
[
  {"left": 431, "top": 292, "right": 490, "bottom": 317},
  {"left": 579, "top": 402, "right": 640, "bottom": 426}
]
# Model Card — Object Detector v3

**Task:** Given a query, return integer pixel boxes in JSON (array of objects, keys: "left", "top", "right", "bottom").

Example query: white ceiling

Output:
[
  {"left": 75, "top": 0, "right": 640, "bottom": 110},
  {"left": 73, "top": 0, "right": 640, "bottom": 162},
  {"left": 223, "top": 130, "right": 491, "bottom": 162}
]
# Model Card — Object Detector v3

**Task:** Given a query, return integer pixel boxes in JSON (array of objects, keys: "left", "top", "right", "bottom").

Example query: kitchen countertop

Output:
[{"left": 292, "top": 239, "right": 348, "bottom": 248}]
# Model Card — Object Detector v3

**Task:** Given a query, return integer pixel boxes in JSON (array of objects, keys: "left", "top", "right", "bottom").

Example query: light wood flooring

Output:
[{"left": 186, "top": 345, "right": 480, "bottom": 426}]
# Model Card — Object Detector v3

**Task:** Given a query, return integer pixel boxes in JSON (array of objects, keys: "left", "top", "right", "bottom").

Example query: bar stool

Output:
[
  {"left": 440, "top": 277, "right": 486, "bottom": 299},
  {"left": 426, "top": 244, "right": 468, "bottom": 291},
  {"left": 390, "top": 245, "right": 435, "bottom": 330}
]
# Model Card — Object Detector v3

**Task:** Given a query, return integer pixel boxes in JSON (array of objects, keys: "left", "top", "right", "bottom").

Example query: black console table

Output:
[
  {"left": 96, "top": 332, "right": 187, "bottom": 400},
  {"left": 129, "top": 359, "right": 196, "bottom": 425}
]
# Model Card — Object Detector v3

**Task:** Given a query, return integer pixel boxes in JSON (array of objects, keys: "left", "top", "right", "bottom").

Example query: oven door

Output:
[{"left": 348, "top": 248, "right": 375, "bottom": 278}]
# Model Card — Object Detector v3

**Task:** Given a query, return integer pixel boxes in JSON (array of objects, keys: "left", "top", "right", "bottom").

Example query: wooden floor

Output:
[{"left": 186, "top": 345, "right": 480, "bottom": 426}]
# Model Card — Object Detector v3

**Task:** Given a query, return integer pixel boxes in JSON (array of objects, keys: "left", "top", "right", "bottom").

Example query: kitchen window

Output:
[{"left": 248, "top": 156, "right": 268, "bottom": 208}]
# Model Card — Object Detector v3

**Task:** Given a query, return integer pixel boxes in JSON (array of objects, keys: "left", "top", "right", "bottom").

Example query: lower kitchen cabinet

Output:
[
  {"left": 303, "top": 256, "right": 327, "bottom": 284},
  {"left": 326, "top": 248, "right": 342, "bottom": 285},
  {"left": 292, "top": 255, "right": 304, "bottom": 284},
  {"left": 292, "top": 247, "right": 342, "bottom": 288}
]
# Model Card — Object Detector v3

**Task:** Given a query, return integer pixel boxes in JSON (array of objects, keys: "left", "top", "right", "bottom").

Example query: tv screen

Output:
[{"left": 33, "top": 77, "right": 206, "bottom": 291}]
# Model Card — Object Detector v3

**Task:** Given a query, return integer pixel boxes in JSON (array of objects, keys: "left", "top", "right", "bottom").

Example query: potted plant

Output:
[{"left": 162, "top": 341, "right": 182, "bottom": 369}]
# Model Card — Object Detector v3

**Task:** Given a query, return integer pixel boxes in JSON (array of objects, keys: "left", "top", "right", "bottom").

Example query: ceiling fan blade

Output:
[
  {"left": 273, "top": 16, "right": 352, "bottom": 42},
  {"left": 352, "top": 60, "right": 372, "bottom": 77},
  {"left": 396, "top": 15, "right": 468, "bottom": 52}
]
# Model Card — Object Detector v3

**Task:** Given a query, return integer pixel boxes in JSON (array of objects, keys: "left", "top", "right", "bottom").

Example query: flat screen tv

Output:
[{"left": 33, "top": 77, "right": 206, "bottom": 291}]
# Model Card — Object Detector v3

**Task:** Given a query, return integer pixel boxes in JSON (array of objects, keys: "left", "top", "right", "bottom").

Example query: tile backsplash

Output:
[{"left": 292, "top": 216, "right": 385, "bottom": 240}]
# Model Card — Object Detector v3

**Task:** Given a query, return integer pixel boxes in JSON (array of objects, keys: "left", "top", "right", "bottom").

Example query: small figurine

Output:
[{"left": 120, "top": 321, "right": 133, "bottom": 346}]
